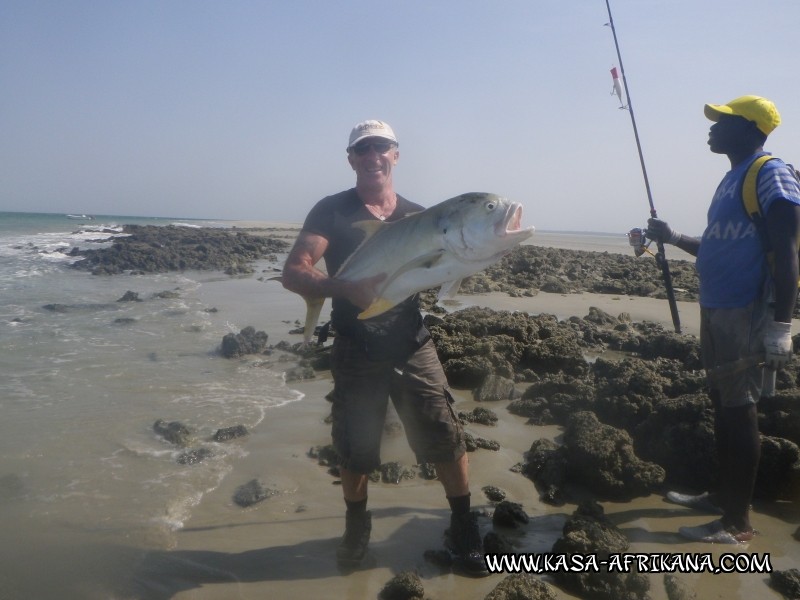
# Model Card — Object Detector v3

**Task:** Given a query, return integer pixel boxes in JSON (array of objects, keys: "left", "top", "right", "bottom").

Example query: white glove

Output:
[{"left": 764, "top": 321, "right": 793, "bottom": 369}]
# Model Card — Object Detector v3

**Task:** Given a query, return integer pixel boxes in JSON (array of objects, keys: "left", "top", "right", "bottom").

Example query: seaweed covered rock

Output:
[
  {"left": 484, "top": 573, "right": 558, "bottom": 600},
  {"left": 756, "top": 436, "right": 800, "bottom": 501},
  {"left": 632, "top": 393, "right": 716, "bottom": 490},
  {"left": 378, "top": 571, "right": 426, "bottom": 600},
  {"left": 563, "top": 411, "right": 665, "bottom": 500},
  {"left": 220, "top": 326, "right": 269, "bottom": 358},
  {"left": 592, "top": 357, "right": 668, "bottom": 429},
  {"left": 552, "top": 502, "right": 650, "bottom": 600},
  {"left": 426, "top": 308, "right": 588, "bottom": 388},
  {"left": 71, "top": 224, "right": 288, "bottom": 275},
  {"left": 760, "top": 394, "right": 800, "bottom": 446},
  {"left": 511, "top": 376, "right": 595, "bottom": 426},
  {"left": 522, "top": 438, "right": 568, "bottom": 506},
  {"left": 473, "top": 374, "right": 519, "bottom": 402}
]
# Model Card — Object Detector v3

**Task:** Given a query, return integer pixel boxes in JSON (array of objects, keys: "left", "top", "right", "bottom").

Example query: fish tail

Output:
[{"left": 302, "top": 296, "right": 325, "bottom": 343}]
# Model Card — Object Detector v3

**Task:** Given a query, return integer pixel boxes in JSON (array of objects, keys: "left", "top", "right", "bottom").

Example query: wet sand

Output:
[{"left": 137, "top": 229, "right": 798, "bottom": 600}]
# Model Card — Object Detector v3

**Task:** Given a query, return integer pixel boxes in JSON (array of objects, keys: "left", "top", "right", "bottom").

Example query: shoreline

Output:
[
  {"left": 44, "top": 219, "right": 793, "bottom": 600},
  {"left": 144, "top": 267, "right": 797, "bottom": 600}
]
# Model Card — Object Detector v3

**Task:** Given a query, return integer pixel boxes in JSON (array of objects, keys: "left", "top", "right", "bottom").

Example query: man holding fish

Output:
[{"left": 282, "top": 120, "right": 534, "bottom": 576}]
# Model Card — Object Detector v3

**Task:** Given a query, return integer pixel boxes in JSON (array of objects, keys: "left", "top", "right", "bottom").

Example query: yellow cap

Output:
[{"left": 704, "top": 95, "right": 781, "bottom": 136}]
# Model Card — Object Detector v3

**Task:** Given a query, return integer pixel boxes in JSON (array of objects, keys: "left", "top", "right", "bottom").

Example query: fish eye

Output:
[{"left": 485, "top": 201, "right": 496, "bottom": 211}]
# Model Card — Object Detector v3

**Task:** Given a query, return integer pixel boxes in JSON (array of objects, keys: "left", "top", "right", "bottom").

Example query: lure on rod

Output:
[{"left": 605, "top": 0, "right": 681, "bottom": 334}]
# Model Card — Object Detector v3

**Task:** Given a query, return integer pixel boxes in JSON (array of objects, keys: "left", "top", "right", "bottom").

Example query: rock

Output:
[
  {"left": 70, "top": 224, "right": 289, "bottom": 275},
  {"left": 552, "top": 503, "right": 649, "bottom": 600},
  {"left": 756, "top": 436, "right": 800, "bottom": 501},
  {"left": 522, "top": 439, "right": 568, "bottom": 506},
  {"left": 233, "top": 479, "right": 279, "bottom": 507},
  {"left": 513, "top": 376, "right": 595, "bottom": 426},
  {"left": 176, "top": 447, "right": 212, "bottom": 465},
  {"left": 760, "top": 395, "right": 800, "bottom": 446},
  {"left": 460, "top": 407, "right": 499, "bottom": 426},
  {"left": 585, "top": 306, "right": 620, "bottom": 327},
  {"left": 308, "top": 444, "right": 338, "bottom": 467},
  {"left": 633, "top": 394, "right": 716, "bottom": 490},
  {"left": 473, "top": 374, "right": 519, "bottom": 402},
  {"left": 378, "top": 571, "right": 425, "bottom": 600},
  {"left": 563, "top": 411, "right": 665, "bottom": 500},
  {"left": 592, "top": 357, "right": 674, "bottom": 430},
  {"left": 220, "top": 326, "right": 269, "bottom": 358},
  {"left": 378, "top": 461, "right": 416, "bottom": 484},
  {"left": 117, "top": 291, "right": 141, "bottom": 302},
  {"left": 769, "top": 569, "right": 800, "bottom": 599},
  {"left": 153, "top": 419, "right": 193, "bottom": 447},
  {"left": 113, "top": 317, "right": 137, "bottom": 324},
  {"left": 483, "top": 530, "right": 514, "bottom": 554},
  {"left": 153, "top": 290, "right": 181, "bottom": 299},
  {"left": 664, "top": 574, "right": 696, "bottom": 600},
  {"left": 484, "top": 574, "right": 558, "bottom": 600},
  {"left": 213, "top": 425, "right": 249, "bottom": 442},
  {"left": 482, "top": 485, "right": 506, "bottom": 503},
  {"left": 464, "top": 433, "right": 500, "bottom": 452},
  {"left": 285, "top": 365, "right": 315, "bottom": 382},
  {"left": 418, "top": 462, "right": 437, "bottom": 480},
  {"left": 492, "top": 501, "right": 529, "bottom": 528}
]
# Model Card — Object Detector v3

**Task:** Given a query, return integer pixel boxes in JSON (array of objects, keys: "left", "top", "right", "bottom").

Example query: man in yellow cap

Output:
[{"left": 647, "top": 96, "right": 800, "bottom": 543}]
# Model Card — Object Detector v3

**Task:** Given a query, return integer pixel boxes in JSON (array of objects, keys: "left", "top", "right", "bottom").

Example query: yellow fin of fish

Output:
[{"left": 358, "top": 297, "right": 395, "bottom": 320}]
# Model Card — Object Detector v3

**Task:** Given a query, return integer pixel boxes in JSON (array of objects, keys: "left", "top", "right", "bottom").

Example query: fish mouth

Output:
[{"left": 497, "top": 202, "right": 534, "bottom": 237}]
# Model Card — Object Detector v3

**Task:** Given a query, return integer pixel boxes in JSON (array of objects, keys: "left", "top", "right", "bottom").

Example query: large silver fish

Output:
[{"left": 295, "top": 192, "right": 534, "bottom": 342}]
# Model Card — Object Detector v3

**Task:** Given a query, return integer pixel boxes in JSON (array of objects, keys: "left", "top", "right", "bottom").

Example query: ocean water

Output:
[
  {"left": 0, "top": 212, "right": 689, "bottom": 598},
  {"left": 0, "top": 211, "right": 304, "bottom": 599}
]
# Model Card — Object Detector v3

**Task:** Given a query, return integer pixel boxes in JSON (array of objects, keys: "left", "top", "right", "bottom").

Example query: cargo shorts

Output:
[{"left": 328, "top": 336, "right": 466, "bottom": 474}]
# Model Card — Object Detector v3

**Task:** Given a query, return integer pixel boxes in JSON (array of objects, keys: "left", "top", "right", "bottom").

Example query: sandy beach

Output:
[{"left": 123, "top": 227, "right": 798, "bottom": 600}]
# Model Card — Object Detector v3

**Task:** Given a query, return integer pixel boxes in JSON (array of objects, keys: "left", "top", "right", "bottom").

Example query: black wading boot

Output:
[
  {"left": 447, "top": 511, "right": 490, "bottom": 577},
  {"left": 336, "top": 510, "right": 372, "bottom": 566}
]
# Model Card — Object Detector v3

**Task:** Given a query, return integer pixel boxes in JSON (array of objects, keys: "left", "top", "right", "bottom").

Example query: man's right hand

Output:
[{"left": 646, "top": 218, "right": 680, "bottom": 245}]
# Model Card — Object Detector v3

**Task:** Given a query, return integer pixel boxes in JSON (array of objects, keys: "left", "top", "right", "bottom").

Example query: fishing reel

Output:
[{"left": 626, "top": 227, "right": 652, "bottom": 257}]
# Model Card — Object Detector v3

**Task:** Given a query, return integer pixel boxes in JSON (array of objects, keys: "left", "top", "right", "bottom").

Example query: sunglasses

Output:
[{"left": 350, "top": 141, "right": 396, "bottom": 156}]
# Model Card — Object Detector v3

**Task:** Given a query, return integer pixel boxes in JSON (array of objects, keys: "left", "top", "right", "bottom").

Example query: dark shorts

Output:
[
  {"left": 328, "top": 336, "right": 466, "bottom": 474},
  {"left": 700, "top": 297, "right": 772, "bottom": 407}
]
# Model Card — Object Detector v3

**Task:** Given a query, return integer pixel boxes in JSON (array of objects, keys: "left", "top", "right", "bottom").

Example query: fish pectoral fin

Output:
[
  {"left": 354, "top": 251, "right": 447, "bottom": 321},
  {"left": 391, "top": 250, "right": 446, "bottom": 276},
  {"left": 302, "top": 296, "right": 325, "bottom": 344},
  {"left": 437, "top": 279, "right": 463, "bottom": 301},
  {"left": 357, "top": 298, "right": 395, "bottom": 320}
]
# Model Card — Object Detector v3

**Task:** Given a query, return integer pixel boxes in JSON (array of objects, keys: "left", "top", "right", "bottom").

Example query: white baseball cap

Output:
[{"left": 347, "top": 120, "right": 398, "bottom": 150}]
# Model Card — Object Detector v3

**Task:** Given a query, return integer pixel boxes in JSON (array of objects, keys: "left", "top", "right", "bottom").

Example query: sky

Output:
[{"left": 2, "top": 0, "right": 799, "bottom": 235}]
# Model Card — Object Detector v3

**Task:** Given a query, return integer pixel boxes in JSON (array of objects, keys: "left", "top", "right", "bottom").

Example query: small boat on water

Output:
[{"left": 66, "top": 214, "right": 95, "bottom": 220}]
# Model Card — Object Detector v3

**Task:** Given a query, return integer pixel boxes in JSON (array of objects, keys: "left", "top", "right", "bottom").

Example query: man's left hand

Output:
[{"left": 764, "top": 321, "right": 793, "bottom": 369}]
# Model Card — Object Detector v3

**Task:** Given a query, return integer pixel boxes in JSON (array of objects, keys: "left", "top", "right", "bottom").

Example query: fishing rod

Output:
[{"left": 605, "top": 0, "right": 682, "bottom": 334}]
